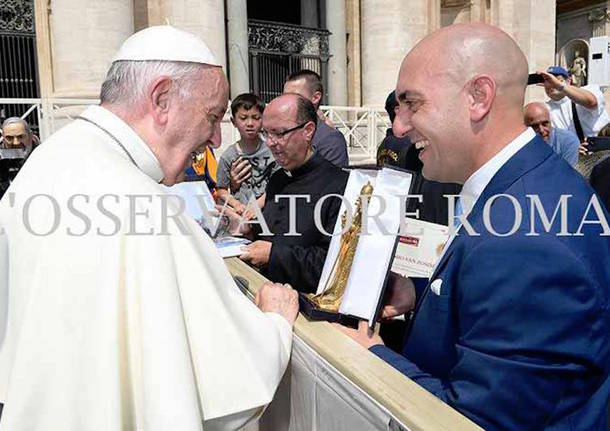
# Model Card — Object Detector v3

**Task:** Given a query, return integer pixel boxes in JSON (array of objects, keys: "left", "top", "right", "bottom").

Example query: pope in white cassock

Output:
[{"left": 0, "top": 26, "right": 299, "bottom": 430}]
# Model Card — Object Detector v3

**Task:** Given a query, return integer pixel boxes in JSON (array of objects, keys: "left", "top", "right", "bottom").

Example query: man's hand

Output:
[
  {"left": 335, "top": 321, "right": 384, "bottom": 349},
  {"left": 240, "top": 240, "right": 272, "bottom": 267},
  {"left": 538, "top": 70, "right": 565, "bottom": 90},
  {"left": 538, "top": 69, "right": 598, "bottom": 109},
  {"left": 579, "top": 140, "right": 591, "bottom": 156},
  {"left": 380, "top": 273, "right": 416, "bottom": 319},
  {"left": 215, "top": 204, "right": 251, "bottom": 235},
  {"left": 230, "top": 157, "right": 252, "bottom": 192},
  {"left": 255, "top": 282, "right": 299, "bottom": 325}
]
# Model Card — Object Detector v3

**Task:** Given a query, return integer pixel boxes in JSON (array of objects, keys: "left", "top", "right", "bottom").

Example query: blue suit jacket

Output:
[{"left": 371, "top": 136, "right": 610, "bottom": 430}]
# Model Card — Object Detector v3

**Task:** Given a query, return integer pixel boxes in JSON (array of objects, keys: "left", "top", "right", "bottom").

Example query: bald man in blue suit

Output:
[{"left": 340, "top": 24, "right": 610, "bottom": 431}]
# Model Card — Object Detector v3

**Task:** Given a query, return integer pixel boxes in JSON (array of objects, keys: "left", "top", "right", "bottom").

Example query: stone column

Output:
[
  {"left": 605, "top": 0, "right": 610, "bottom": 37},
  {"left": 470, "top": 0, "right": 487, "bottom": 22},
  {"left": 46, "top": 0, "right": 134, "bottom": 97},
  {"left": 494, "top": 0, "right": 556, "bottom": 102},
  {"left": 361, "top": 0, "right": 428, "bottom": 106},
  {"left": 346, "top": 0, "right": 361, "bottom": 107},
  {"left": 428, "top": 0, "right": 441, "bottom": 32},
  {"left": 227, "top": 0, "right": 250, "bottom": 98},
  {"left": 326, "top": 0, "right": 348, "bottom": 105},
  {"left": 146, "top": 0, "right": 227, "bottom": 71}
]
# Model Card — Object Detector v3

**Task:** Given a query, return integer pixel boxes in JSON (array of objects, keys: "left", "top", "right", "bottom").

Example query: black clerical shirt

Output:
[{"left": 257, "top": 152, "right": 348, "bottom": 293}]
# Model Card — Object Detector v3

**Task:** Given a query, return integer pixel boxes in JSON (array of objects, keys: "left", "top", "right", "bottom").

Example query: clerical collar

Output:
[
  {"left": 285, "top": 151, "right": 323, "bottom": 178},
  {"left": 79, "top": 105, "right": 165, "bottom": 183}
]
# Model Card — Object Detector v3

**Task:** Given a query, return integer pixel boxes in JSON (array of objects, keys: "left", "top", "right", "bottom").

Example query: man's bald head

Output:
[
  {"left": 400, "top": 23, "right": 528, "bottom": 107},
  {"left": 266, "top": 93, "right": 318, "bottom": 127},
  {"left": 393, "top": 23, "right": 530, "bottom": 183},
  {"left": 524, "top": 102, "right": 551, "bottom": 141},
  {"left": 263, "top": 93, "right": 317, "bottom": 170},
  {"left": 524, "top": 102, "right": 550, "bottom": 120}
]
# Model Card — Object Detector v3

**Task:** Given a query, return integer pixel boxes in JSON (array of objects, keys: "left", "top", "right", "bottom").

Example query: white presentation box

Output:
[{"left": 299, "top": 167, "right": 414, "bottom": 328}]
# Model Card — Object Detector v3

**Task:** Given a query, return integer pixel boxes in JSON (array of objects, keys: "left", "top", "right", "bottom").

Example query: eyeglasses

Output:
[{"left": 261, "top": 122, "right": 309, "bottom": 141}]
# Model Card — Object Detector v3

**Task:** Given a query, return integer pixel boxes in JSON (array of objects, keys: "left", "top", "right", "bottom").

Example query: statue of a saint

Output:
[
  {"left": 307, "top": 182, "right": 374, "bottom": 312},
  {"left": 570, "top": 51, "right": 587, "bottom": 87}
]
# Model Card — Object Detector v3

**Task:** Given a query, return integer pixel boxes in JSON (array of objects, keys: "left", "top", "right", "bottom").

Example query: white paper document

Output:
[
  {"left": 215, "top": 236, "right": 251, "bottom": 258},
  {"left": 162, "top": 180, "right": 224, "bottom": 237},
  {"left": 391, "top": 218, "right": 449, "bottom": 279}
]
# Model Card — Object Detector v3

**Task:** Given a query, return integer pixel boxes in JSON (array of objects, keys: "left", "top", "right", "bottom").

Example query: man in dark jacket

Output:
[{"left": 590, "top": 156, "right": 610, "bottom": 211}]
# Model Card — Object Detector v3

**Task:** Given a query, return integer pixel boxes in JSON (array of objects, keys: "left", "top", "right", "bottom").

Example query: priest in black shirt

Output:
[{"left": 239, "top": 93, "right": 349, "bottom": 293}]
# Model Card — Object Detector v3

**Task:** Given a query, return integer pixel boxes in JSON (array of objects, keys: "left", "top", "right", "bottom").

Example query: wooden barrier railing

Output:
[{"left": 225, "top": 257, "right": 483, "bottom": 431}]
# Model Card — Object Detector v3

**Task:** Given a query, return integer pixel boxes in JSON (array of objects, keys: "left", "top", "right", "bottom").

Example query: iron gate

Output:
[
  {"left": 248, "top": 19, "right": 330, "bottom": 103},
  {"left": 0, "top": 0, "right": 39, "bottom": 131}
]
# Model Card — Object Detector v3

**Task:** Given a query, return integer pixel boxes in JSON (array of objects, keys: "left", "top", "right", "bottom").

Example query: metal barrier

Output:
[{"left": 0, "top": 98, "right": 390, "bottom": 165}]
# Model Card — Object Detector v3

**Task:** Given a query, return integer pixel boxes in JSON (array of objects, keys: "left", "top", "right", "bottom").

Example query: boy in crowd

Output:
[{"left": 217, "top": 93, "right": 276, "bottom": 213}]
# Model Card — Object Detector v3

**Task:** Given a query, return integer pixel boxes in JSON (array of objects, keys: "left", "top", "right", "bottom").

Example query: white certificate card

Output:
[{"left": 391, "top": 218, "right": 449, "bottom": 279}]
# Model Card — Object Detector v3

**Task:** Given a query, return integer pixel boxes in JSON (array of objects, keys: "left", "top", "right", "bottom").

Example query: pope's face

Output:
[
  {"left": 167, "top": 68, "right": 228, "bottom": 184},
  {"left": 393, "top": 53, "right": 470, "bottom": 183}
]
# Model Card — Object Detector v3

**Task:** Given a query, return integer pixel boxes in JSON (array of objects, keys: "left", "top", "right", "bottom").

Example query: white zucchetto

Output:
[{"left": 112, "top": 25, "right": 221, "bottom": 66}]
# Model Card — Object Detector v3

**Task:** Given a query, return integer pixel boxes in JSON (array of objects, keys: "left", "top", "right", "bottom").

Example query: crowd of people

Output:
[{"left": 0, "top": 22, "right": 609, "bottom": 431}]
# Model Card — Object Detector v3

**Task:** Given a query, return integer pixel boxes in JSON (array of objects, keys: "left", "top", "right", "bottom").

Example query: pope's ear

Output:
[{"left": 148, "top": 76, "right": 173, "bottom": 125}]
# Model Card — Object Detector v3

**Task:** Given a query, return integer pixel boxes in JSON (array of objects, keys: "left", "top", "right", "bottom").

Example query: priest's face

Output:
[{"left": 263, "top": 96, "right": 314, "bottom": 171}]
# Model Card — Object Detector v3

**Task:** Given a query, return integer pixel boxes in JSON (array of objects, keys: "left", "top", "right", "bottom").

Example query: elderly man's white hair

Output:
[
  {"left": 1, "top": 117, "right": 31, "bottom": 134},
  {"left": 99, "top": 60, "right": 205, "bottom": 107}
]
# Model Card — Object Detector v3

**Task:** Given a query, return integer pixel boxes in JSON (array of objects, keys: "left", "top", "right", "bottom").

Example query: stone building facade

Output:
[{"left": 2, "top": 0, "right": 610, "bottom": 108}]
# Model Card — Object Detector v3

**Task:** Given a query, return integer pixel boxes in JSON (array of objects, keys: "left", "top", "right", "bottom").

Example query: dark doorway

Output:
[
  {"left": 247, "top": 0, "right": 301, "bottom": 25},
  {"left": 246, "top": 0, "right": 330, "bottom": 103}
]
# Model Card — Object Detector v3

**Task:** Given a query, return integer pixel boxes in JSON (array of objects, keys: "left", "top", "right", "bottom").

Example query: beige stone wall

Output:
[
  {"left": 30, "top": 0, "right": 580, "bottom": 110},
  {"left": 34, "top": 0, "right": 227, "bottom": 99},
  {"left": 441, "top": 4, "right": 471, "bottom": 26},
  {"left": 486, "top": 0, "right": 555, "bottom": 103},
  {"left": 43, "top": 0, "right": 134, "bottom": 97},
  {"left": 143, "top": 0, "right": 227, "bottom": 70},
  {"left": 361, "top": 0, "right": 429, "bottom": 106}
]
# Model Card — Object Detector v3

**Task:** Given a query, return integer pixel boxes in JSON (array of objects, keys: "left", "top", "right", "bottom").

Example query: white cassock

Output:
[{"left": 0, "top": 105, "right": 292, "bottom": 430}]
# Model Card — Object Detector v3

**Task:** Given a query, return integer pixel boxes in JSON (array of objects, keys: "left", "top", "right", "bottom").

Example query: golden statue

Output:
[{"left": 307, "top": 181, "right": 374, "bottom": 312}]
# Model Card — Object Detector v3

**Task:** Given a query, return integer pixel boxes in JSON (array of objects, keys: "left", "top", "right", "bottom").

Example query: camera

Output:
[
  {"left": 0, "top": 148, "right": 26, "bottom": 198},
  {"left": 527, "top": 73, "right": 545, "bottom": 85}
]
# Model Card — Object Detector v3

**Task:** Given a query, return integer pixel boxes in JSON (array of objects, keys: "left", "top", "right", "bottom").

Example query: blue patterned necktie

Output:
[{"left": 454, "top": 197, "right": 464, "bottom": 230}]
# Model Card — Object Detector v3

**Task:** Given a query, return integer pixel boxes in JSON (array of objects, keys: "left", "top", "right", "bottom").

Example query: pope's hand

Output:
[
  {"left": 240, "top": 240, "right": 272, "bottom": 267},
  {"left": 380, "top": 273, "right": 416, "bottom": 319},
  {"left": 255, "top": 282, "right": 299, "bottom": 325},
  {"left": 335, "top": 321, "right": 384, "bottom": 349}
]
